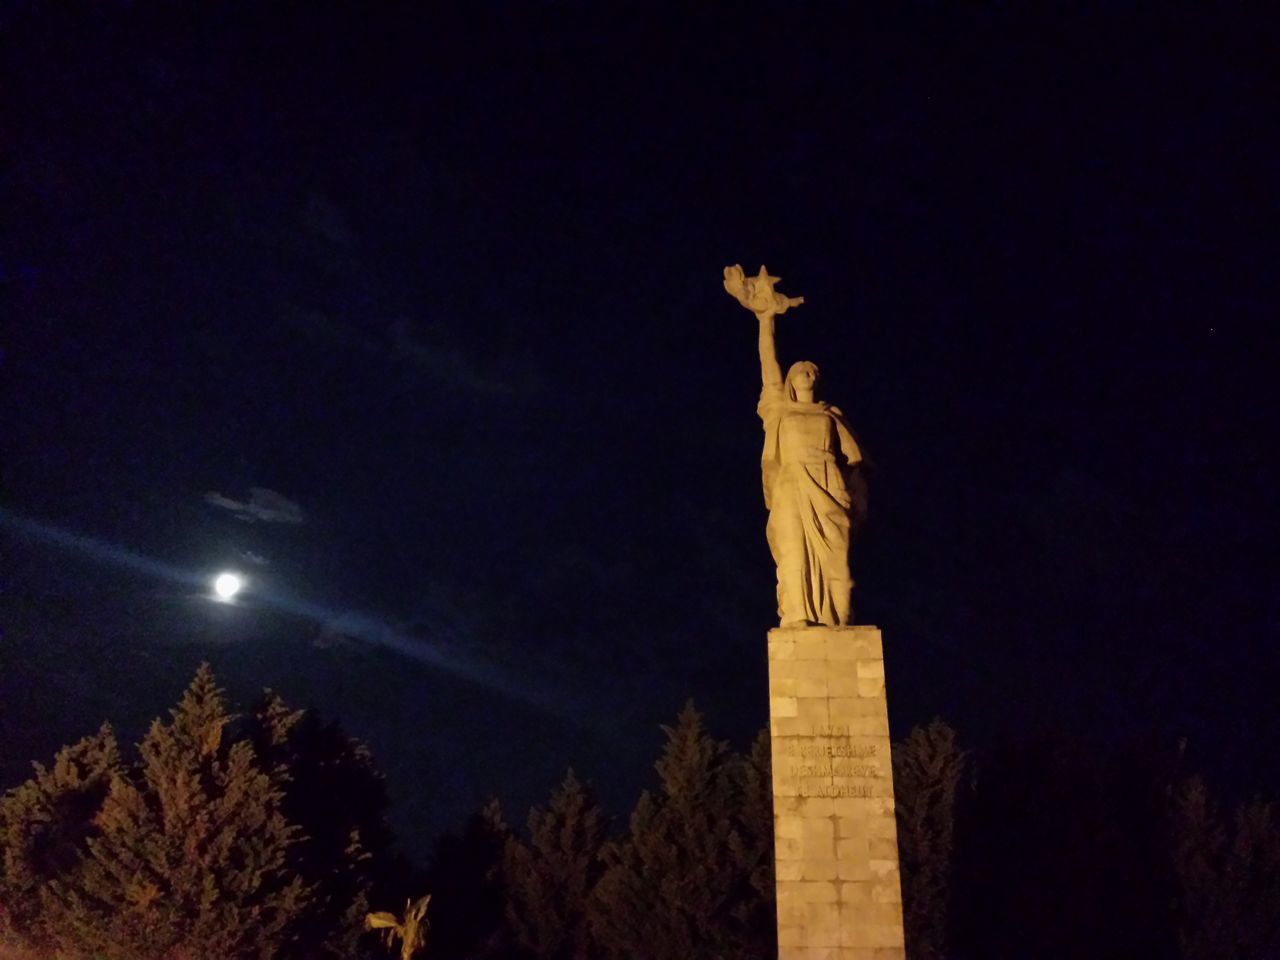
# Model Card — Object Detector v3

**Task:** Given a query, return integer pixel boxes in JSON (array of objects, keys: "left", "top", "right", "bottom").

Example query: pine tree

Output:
[
  {"left": 732, "top": 728, "right": 777, "bottom": 960},
  {"left": 591, "top": 702, "right": 768, "bottom": 960},
  {"left": 1170, "top": 776, "right": 1280, "bottom": 960},
  {"left": 45, "top": 664, "right": 310, "bottom": 960},
  {"left": 893, "top": 719, "right": 965, "bottom": 960},
  {"left": 0, "top": 723, "right": 122, "bottom": 946},
  {"left": 502, "top": 769, "right": 605, "bottom": 960},
  {"left": 251, "top": 691, "right": 393, "bottom": 959},
  {"left": 427, "top": 798, "right": 511, "bottom": 960}
]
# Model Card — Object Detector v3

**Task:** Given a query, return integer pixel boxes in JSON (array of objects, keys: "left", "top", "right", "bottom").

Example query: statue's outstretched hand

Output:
[
  {"left": 723, "top": 264, "right": 750, "bottom": 308},
  {"left": 724, "top": 264, "right": 804, "bottom": 317}
]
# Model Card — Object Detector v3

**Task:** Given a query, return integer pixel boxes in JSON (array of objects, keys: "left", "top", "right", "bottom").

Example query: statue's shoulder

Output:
[{"left": 758, "top": 384, "right": 786, "bottom": 417}]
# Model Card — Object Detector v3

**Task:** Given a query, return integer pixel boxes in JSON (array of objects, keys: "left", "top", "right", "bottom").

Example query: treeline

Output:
[
  {"left": 0, "top": 666, "right": 393, "bottom": 960},
  {"left": 2, "top": 666, "right": 1278, "bottom": 960}
]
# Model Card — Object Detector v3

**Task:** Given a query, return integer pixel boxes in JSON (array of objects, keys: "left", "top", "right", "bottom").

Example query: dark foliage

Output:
[
  {"left": 893, "top": 719, "right": 964, "bottom": 960},
  {"left": 41, "top": 664, "right": 309, "bottom": 960},
  {"left": 501, "top": 770, "right": 605, "bottom": 960},
  {"left": 0, "top": 666, "right": 395, "bottom": 960},
  {"left": 251, "top": 691, "right": 397, "bottom": 958},
  {"left": 0, "top": 724, "right": 122, "bottom": 944},
  {"left": 1170, "top": 775, "right": 1280, "bottom": 960},
  {"left": 591, "top": 702, "right": 775, "bottom": 960},
  {"left": 5, "top": 679, "right": 1279, "bottom": 960},
  {"left": 424, "top": 799, "right": 511, "bottom": 960}
]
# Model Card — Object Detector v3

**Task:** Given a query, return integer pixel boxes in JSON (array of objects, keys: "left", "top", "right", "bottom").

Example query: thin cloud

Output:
[
  {"left": 385, "top": 318, "right": 515, "bottom": 396},
  {"left": 281, "top": 310, "right": 538, "bottom": 397},
  {"left": 204, "top": 487, "right": 304, "bottom": 524}
]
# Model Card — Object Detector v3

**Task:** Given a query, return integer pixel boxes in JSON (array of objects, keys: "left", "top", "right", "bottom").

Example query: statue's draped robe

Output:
[{"left": 759, "top": 386, "right": 862, "bottom": 626}]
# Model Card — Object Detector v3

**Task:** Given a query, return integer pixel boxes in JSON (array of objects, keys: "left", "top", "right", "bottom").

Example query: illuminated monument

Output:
[{"left": 725, "top": 266, "right": 905, "bottom": 959}]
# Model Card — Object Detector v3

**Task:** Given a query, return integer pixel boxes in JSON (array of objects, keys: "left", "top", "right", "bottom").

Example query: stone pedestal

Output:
[{"left": 768, "top": 625, "right": 905, "bottom": 960}]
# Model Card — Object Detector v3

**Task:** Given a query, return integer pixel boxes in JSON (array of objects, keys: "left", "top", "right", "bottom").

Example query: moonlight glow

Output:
[{"left": 213, "top": 572, "right": 244, "bottom": 601}]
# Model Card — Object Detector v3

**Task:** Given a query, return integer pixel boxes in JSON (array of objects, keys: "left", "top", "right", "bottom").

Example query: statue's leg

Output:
[
  {"left": 820, "top": 475, "right": 854, "bottom": 625},
  {"left": 831, "top": 579, "right": 852, "bottom": 625},
  {"left": 768, "top": 503, "right": 809, "bottom": 627},
  {"left": 775, "top": 551, "right": 804, "bottom": 626}
]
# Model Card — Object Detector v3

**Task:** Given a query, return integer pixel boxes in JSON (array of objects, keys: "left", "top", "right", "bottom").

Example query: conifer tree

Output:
[
  {"left": 502, "top": 769, "right": 605, "bottom": 960},
  {"left": 0, "top": 723, "right": 122, "bottom": 946},
  {"left": 592, "top": 703, "right": 769, "bottom": 960},
  {"left": 427, "top": 798, "right": 511, "bottom": 960},
  {"left": 1170, "top": 776, "right": 1280, "bottom": 960},
  {"left": 251, "top": 691, "right": 393, "bottom": 959},
  {"left": 893, "top": 719, "right": 965, "bottom": 960},
  {"left": 45, "top": 664, "right": 310, "bottom": 960},
  {"left": 732, "top": 727, "right": 777, "bottom": 959}
]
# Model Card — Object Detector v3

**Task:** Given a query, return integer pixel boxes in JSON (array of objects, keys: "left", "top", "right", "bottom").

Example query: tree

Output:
[
  {"left": 44, "top": 664, "right": 310, "bottom": 960},
  {"left": 1170, "top": 776, "right": 1280, "bottom": 960},
  {"left": 0, "top": 724, "right": 122, "bottom": 945},
  {"left": 893, "top": 719, "right": 964, "bottom": 960},
  {"left": 251, "top": 692, "right": 394, "bottom": 958},
  {"left": 731, "top": 727, "right": 777, "bottom": 960},
  {"left": 501, "top": 770, "right": 605, "bottom": 960},
  {"left": 591, "top": 703, "right": 771, "bottom": 960},
  {"left": 0, "top": 666, "right": 406, "bottom": 960},
  {"left": 425, "top": 798, "right": 511, "bottom": 960}
]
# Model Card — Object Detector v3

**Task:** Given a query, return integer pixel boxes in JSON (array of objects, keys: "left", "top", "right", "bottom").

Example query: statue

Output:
[
  {"left": 366, "top": 894, "right": 430, "bottom": 960},
  {"left": 724, "top": 265, "right": 863, "bottom": 627}
]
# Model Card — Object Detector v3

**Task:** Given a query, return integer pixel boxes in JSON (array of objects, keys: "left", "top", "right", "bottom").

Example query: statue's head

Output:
[{"left": 786, "top": 361, "right": 819, "bottom": 402}]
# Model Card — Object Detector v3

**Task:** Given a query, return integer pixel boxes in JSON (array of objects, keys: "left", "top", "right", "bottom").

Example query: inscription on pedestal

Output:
[
  {"left": 768, "top": 626, "right": 906, "bottom": 960},
  {"left": 782, "top": 732, "right": 882, "bottom": 796}
]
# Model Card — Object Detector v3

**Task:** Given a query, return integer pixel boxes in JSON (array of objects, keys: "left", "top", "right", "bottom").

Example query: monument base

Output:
[{"left": 768, "top": 625, "right": 905, "bottom": 960}]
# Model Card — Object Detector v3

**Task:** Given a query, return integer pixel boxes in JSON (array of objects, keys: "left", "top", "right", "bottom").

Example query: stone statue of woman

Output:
[{"left": 724, "top": 265, "right": 864, "bottom": 627}]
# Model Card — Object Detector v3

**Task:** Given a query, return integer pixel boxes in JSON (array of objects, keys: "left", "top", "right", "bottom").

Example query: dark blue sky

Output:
[{"left": 2, "top": 3, "right": 1276, "bottom": 858}]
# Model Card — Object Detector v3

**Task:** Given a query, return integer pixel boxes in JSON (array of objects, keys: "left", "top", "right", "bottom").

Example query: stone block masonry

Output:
[{"left": 769, "top": 625, "right": 905, "bottom": 960}]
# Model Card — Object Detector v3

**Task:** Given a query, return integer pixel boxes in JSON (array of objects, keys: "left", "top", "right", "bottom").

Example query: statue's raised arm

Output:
[{"left": 724, "top": 264, "right": 803, "bottom": 391}]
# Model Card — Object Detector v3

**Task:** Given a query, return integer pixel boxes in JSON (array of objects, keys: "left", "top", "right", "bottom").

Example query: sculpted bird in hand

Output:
[{"left": 724, "top": 264, "right": 805, "bottom": 317}]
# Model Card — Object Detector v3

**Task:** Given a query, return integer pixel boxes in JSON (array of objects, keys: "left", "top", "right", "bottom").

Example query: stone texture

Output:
[{"left": 769, "top": 625, "right": 905, "bottom": 960}]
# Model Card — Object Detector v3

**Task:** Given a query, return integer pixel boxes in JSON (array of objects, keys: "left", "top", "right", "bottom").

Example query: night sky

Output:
[{"left": 3, "top": 4, "right": 1277, "bottom": 860}]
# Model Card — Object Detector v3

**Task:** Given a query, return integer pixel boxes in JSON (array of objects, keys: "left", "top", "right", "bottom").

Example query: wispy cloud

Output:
[
  {"left": 204, "top": 487, "right": 304, "bottom": 524},
  {"left": 281, "top": 311, "right": 539, "bottom": 397},
  {"left": 384, "top": 318, "right": 517, "bottom": 396}
]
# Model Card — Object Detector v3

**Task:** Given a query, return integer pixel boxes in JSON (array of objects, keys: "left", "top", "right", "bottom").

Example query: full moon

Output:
[{"left": 213, "top": 572, "right": 244, "bottom": 601}]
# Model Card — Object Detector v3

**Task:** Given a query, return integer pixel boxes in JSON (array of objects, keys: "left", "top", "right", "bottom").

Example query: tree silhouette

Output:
[
  {"left": 592, "top": 703, "right": 771, "bottom": 960},
  {"left": 424, "top": 798, "right": 511, "bottom": 960},
  {"left": 501, "top": 769, "right": 605, "bottom": 960},
  {"left": 9, "top": 672, "right": 1280, "bottom": 960},
  {"left": 0, "top": 724, "right": 122, "bottom": 946},
  {"left": 42, "top": 665, "right": 310, "bottom": 960},
  {"left": 729, "top": 727, "right": 777, "bottom": 960},
  {"left": 893, "top": 719, "right": 964, "bottom": 960},
  {"left": 1170, "top": 775, "right": 1280, "bottom": 960},
  {"left": 251, "top": 691, "right": 394, "bottom": 958}
]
